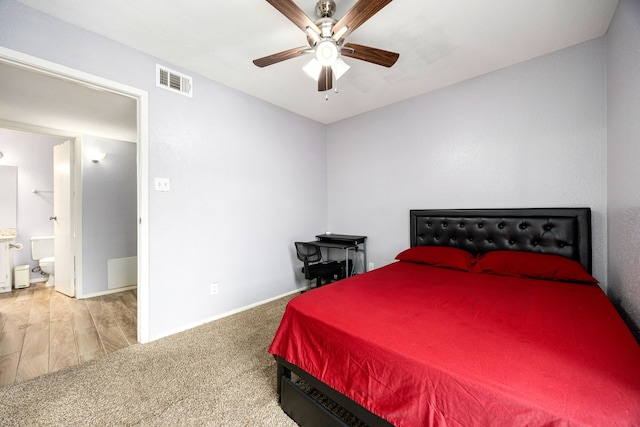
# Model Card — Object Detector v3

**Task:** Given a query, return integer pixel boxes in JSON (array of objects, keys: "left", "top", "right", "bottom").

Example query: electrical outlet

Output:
[
  {"left": 368, "top": 262, "right": 375, "bottom": 271},
  {"left": 210, "top": 282, "right": 218, "bottom": 295}
]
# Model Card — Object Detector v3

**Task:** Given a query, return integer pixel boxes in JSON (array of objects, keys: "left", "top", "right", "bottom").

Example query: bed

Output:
[{"left": 269, "top": 208, "right": 640, "bottom": 427}]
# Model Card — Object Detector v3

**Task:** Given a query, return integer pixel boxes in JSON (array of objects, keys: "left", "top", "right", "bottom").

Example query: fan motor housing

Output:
[{"left": 315, "top": 0, "right": 336, "bottom": 18}]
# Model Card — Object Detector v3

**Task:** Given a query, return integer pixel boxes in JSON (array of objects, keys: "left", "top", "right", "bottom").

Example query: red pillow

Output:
[
  {"left": 474, "top": 250, "right": 598, "bottom": 285},
  {"left": 395, "top": 246, "right": 475, "bottom": 271}
]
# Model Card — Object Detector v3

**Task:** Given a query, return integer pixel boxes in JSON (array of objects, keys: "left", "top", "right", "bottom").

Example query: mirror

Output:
[{"left": 0, "top": 165, "right": 18, "bottom": 229}]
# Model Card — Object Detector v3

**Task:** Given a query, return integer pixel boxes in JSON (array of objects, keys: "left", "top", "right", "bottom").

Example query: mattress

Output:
[{"left": 269, "top": 261, "right": 640, "bottom": 426}]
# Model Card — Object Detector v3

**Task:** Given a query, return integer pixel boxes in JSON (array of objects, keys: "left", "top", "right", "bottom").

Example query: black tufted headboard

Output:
[{"left": 410, "top": 208, "right": 592, "bottom": 274}]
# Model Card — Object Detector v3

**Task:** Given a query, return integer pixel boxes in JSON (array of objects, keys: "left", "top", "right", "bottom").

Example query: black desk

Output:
[{"left": 313, "top": 234, "right": 367, "bottom": 277}]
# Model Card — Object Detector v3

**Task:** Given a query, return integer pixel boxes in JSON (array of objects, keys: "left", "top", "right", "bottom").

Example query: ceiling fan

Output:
[{"left": 253, "top": 0, "right": 399, "bottom": 92}]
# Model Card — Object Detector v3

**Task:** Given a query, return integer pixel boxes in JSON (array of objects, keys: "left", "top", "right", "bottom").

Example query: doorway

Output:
[
  {"left": 0, "top": 130, "right": 137, "bottom": 299},
  {"left": 0, "top": 129, "right": 140, "bottom": 385},
  {"left": 0, "top": 46, "right": 150, "bottom": 344}
]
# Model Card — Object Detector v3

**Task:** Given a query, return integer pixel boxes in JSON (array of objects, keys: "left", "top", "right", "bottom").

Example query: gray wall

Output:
[
  {"left": 606, "top": 0, "right": 640, "bottom": 333},
  {"left": 0, "top": 0, "right": 326, "bottom": 340},
  {"left": 82, "top": 135, "right": 137, "bottom": 296},
  {"left": 327, "top": 39, "right": 608, "bottom": 287}
]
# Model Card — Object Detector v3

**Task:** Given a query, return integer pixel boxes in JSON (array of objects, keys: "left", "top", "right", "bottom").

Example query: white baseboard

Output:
[
  {"left": 150, "top": 288, "right": 303, "bottom": 342},
  {"left": 79, "top": 285, "right": 137, "bottom": 299}
]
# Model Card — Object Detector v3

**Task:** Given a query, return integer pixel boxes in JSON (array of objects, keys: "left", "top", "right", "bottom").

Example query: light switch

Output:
[{"left": 154, "top": 177, "right": 170, "bottom": 192}]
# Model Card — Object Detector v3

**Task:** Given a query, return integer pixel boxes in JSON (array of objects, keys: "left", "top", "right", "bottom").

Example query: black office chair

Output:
[{"left": 294, "top": 242, "right": 344, "bottom": 288}]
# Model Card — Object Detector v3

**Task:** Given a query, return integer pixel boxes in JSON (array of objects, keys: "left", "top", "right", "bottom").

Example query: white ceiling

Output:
[{"left": 16, "top": 0, "right": 618, "bottom": 124}]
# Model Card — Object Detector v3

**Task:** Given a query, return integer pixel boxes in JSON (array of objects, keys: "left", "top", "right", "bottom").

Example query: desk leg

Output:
[
  {"left": 344, "top": 248, "right": 350, "bottom": 277},
  {"left": 363, "top": 241, "right": 367, "bottom": 272}
]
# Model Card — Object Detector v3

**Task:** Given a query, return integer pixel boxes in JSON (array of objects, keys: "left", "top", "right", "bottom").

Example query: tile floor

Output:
[{"left": 0, "top": 283, "right": 137, "bottom": 387}]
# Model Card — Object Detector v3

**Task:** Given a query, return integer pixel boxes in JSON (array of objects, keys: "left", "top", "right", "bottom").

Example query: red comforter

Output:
[{"left": 269, "top": 261, "right": 640, "bottom": 427}]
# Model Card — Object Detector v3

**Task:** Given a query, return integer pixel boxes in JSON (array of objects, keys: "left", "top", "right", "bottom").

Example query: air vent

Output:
[{"left": 156, "top": 64, "right": 192, "bottom": 97}]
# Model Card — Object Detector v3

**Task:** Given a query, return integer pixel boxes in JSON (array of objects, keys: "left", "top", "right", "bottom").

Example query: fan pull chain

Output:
[{"left": 326, "top": 77, "right": 339, "bottom": 101}]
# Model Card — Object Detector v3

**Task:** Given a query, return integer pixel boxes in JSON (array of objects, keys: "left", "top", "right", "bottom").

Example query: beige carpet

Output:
[{"left": 0, "top": 294, "right": 299, "bottom": 426}]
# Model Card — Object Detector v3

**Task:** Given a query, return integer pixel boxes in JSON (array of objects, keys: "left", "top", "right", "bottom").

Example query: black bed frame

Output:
[{"left": 277, "top": 208, "right": 592, "bottom": 426}]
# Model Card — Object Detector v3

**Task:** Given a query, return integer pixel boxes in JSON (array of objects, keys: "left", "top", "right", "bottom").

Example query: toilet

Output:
[{"left": 30, "top": 236, "right": 55, "bottom": 287}]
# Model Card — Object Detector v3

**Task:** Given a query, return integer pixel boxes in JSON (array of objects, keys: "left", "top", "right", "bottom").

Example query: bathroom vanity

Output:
[
  {"left": 0, "top": 242, "right": 11, "bottom": 292},
  {"left": 0, "top": 166, "right": 18, "bottom": 293},
  {"left": 0, "top": 230, "right": 16, "bottom": 293}
]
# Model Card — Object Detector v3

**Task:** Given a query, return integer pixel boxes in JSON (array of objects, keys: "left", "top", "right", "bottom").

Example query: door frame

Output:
[{"left": 0, "top": 46, "right": 151, "bottom": 343}]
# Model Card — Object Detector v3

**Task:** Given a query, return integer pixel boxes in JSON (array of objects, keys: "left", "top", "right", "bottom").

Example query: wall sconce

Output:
[
  {"left": 0, "top": 151, "right": 4, "bottom": 159},
  {"left": 87, "top": 150, "right": 107, "bottom": 163}
]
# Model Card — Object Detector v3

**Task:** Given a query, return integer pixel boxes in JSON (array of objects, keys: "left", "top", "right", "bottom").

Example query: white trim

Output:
[
  {"left": 0, "top": 119, "right": 79, "bottom": 138},
  {"left": 150, "top": 289, "right": 302, "bottom": 342},
  {"left": 78, "top": 285, "right": 137, "bottom": 300},
  {"left": 0, "top": 47, "right": 144, "bottom": 100},
  {"left": 0, "top": 46, "right": 151, "bottom": 344},
  {"left": 137, "top": 92, "right": 150, "bottom": 343},
  {"left": 72, "top": 136, "right": 83, "bottom": 298}
]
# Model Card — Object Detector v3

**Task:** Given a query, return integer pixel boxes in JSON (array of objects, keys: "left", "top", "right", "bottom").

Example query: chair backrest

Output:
[{"left": 294, "top": 242, "right": 322, "bottom": 264}]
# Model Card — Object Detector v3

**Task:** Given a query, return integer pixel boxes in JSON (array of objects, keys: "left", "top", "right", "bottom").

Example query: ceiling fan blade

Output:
[
  {"left": 266, "top": 0, "right": 320, "bottom": 35},
  {"left": 333, "top": 0, "right": 393, "bottom": 41},
  {"left": 253, "top": 46, "right": 310, "bottom": 67},
  {"left": 318, "top": 66, "right": 333, "bottom": 92},
  {"left": 342, "top": 43, "right": 399, "bottom": 67}
]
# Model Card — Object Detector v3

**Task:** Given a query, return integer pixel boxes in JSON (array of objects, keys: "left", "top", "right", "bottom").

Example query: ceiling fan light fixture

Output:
[
  {"left": 332, "top": 25, "right": 348, "bottom": 41},
  {"left": 316, "top": 40, "right": 338, "bottom": 66},
  {"left": 331, "top": 58, "right": 350, "bottom": 80},
  {"left": 303, "top": 58, "right": 322, "bottom": 80},
  {"left": 305, "top": 26, "right": 320, "bottom": 45},
  {"left": 255, "top": 0, "right": 399, "bottom": 93}
]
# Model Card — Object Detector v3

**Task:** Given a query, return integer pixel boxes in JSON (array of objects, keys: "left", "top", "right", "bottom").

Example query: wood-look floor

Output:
[{"left": 0, "top": 283, "right": 137, "bottom": 387}]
